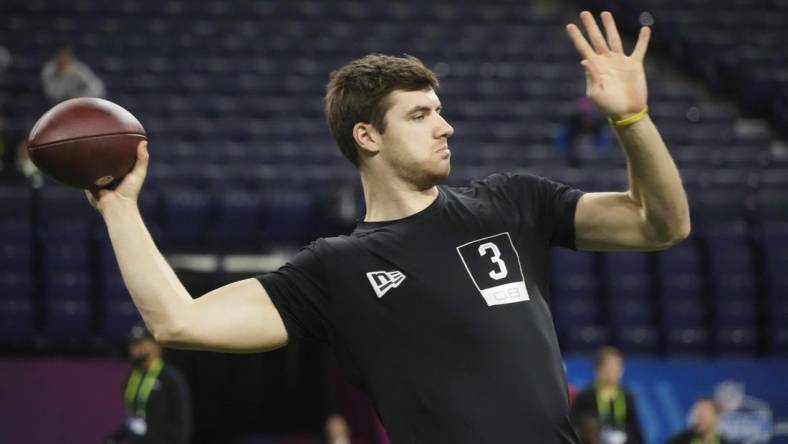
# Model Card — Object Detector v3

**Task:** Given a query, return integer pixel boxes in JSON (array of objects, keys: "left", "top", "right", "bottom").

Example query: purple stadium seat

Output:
[{"left": 551, "top": 249, "right": 596, "bottom": 275}]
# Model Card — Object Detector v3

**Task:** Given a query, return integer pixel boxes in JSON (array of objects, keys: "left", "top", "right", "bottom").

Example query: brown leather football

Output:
[{"left": 27, "top": 97, "right": 147, "bottom": 189}]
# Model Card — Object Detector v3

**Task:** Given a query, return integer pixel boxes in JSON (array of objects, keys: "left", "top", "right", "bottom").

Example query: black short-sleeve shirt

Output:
[{"left": 258, "top": 173, "right": 584, "bottom": 444}]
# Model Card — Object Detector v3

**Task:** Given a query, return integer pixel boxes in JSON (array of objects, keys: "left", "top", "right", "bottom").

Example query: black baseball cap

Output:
[{"left": 128, "top": 323, "right": 154, "bottom": 344}]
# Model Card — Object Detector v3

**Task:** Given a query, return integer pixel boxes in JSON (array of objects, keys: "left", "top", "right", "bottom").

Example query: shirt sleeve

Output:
[
  {"left": 256, "top": 241, "right": 332, "bottom": 342},
  {"left": 478, "top": 173, "right": 585, "bottom": 250}
]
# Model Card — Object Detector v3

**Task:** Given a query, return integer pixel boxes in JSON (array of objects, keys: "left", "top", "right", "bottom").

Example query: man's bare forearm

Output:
[
  {"left": 614, "top": 115, "right": 690, "bottom": 242},
  {"left": 102, "top": 200, "right": 193, "bottom": 341}
]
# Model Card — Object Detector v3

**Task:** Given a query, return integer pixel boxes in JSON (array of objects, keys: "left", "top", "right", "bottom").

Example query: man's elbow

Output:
[
  {"left": 647, "top": 215, "right": 691, "bottom": 250},
  {"left": 151, "top": 322, "right": 189, "bottom": 348}
]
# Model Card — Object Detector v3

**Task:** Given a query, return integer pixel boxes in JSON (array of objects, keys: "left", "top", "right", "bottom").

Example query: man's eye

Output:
[{"left": 412, "top": 114, "right": 425, "bottom": 120}]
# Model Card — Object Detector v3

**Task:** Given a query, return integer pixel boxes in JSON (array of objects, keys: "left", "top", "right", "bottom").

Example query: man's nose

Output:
[{"left": 435, "top": 114, "right": 454, "bottom": 139}]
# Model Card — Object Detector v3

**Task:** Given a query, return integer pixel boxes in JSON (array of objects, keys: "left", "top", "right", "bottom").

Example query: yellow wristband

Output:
[{"left": 608, "top": 106, "right": 649, "bottom": 128}]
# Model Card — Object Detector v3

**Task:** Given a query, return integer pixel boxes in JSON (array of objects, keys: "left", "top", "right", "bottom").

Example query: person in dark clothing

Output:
[
  {"left": 89, "top": 12, "right": 690, "bottom": 444},
  {"left": 665, "top": 397, "right": 728, "bottom": 444},
  {"left": 571, "top": 347, "right": 644, "bottom": 444},
  {"left": 104, "top": 324, "right": 192, "bottom": 444}
]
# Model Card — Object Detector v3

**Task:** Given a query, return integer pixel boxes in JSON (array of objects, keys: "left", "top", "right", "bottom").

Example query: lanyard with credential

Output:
[
  {"left": 596, "top": 385, "right": 626, "bottom": 429},
  {"left": 691, "top": 436, "right": 721, "bottom": 444},
  {"left": 124, "top": 358, "right": 164, "bottom": 419}
]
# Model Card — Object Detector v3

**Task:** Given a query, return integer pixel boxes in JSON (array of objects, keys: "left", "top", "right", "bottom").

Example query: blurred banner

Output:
[
  {"left": 566, "top": 357, "right": 788, "bottom": 444},
  {"left": 1, "top": 357, "right": 786, "bottom": 444}
]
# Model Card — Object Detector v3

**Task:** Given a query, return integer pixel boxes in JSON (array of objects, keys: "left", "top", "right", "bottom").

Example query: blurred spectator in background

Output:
[
  {"left": 572, "top": 347, "right": 644, "bottom": 444},
  {"left": 665, "top": 397, "right": 728, "bottom": 444},
  {"left": 556, "top": 96, "right": 613, "bottom": 168},
  {"left": 104, "top": 324, "right": 192, "bottom": 444},
  {"left": 325, "top": 414, "right": 368, "bottom": 444},
  {"left": 41, "top": 45, "right": 105, "bottom": 104},
  {"left": 575, "top": 415, "right": 603, "bottom": 444},
  {"left": 13, "top": 137, "right": 44, "bottom": 187}
]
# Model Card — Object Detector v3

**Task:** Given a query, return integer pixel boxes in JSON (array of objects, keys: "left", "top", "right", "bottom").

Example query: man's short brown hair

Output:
[
  {"left": 324, "top": 54, "right": 438, "bottom": 166},
  {"left": 594, "top": 346, "right": 623, "bottom": 369}
]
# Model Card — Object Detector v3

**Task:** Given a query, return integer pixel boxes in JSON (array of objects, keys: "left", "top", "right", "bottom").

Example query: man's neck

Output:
[
  {"left": 142, "top": 355, "right": 160, "bottom": 370},
  {"left": 597, "top": 382, "right": 619, "bottom": 398},
  {"left": 700, "top": 429, "right": 717, "bottom": 442},
  {"left": 360, "top": 169, "right": 439, "bottom": 222}
]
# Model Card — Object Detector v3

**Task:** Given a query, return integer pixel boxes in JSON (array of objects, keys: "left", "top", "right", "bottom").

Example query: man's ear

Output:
[{"left": 352, "top": 122, "right": 381, "bottom": 156}]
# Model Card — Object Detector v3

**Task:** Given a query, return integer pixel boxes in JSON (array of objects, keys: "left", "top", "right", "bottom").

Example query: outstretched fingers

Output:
[
  {"left": 580, "top": 11, "right": 609, "bottom": 54},
  {"left": 632, "top": 26, "right": 651, "bottom": 61},
  {"left": 566, "top": 23, "right": 595, "bottom": 60},
  {"left": 600, "top": 12, "right": 624, "bottom": 53}
]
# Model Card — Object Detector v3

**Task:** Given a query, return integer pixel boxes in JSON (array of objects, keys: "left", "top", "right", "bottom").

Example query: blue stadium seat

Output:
[
  {"left": 260, "top": 189, "right": 314, "bottom": 245},
  {"left": 608, "top": 296, "right": 654, "bottom": 326},
  {"left": 666, "top": 327, "right": 710, "bottom": 356},
  {"left": 215, "top": 189, "right": 263, "bottom": 246},
  {"left": 101, "top": 297, "right": 141, "bottom": 345},
  {"left": 562, "top": 325, "right": 610, "bottom": 354},
  {"left": 551, "top": 250, "right": 597, "bottom": 274},
  {"left": 0, "top": 294, "right": 34, "bottom": 346},
  {"left": 658, "top": 273, "right": 705, "bottom": 300},
  {"left": 160, "top": 187, "right": 214, "bottom": 245},
  {"left": 614, "top": 325, "right": 660, "bottom": 355},
  {"left": 714, "top": 298, "right": 757, "bottom": 328},
  {"left": 42, "top": 241, "right": 91, "bottom": 274},
  {"left": 715, "top": 327, "right": 758, "bottom": 356},
  {"left": 661, "top": 296, "right": 706, "bottom": 327},
  {"left": 0, "top": 241, "right": 33, "bottom": 274},
  {"left": 0, "top": 272, "right": 34, "bottom": 300},
  {"left": 601, "top": 252, "right": 650, "bottom": 275},
  {"left": 606, "top": 274, "right": 652, "bottom": 301},
  {"left": 552, "top": 273, "right": 600, "bottom": 301},
  {"left": 42, "top": 272, "right": 92, "bottom": 345},
  {"left": 555, "top": 296, "right": 598, "bottom": 326}
]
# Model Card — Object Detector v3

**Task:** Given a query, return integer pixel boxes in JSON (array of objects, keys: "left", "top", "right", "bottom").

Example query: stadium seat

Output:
[
  {"left": 715, "top": 327, "right": 758, "bottom": 356},
  {"left": 666, "top": 327, "right": 710, "bottom": 356},
  {"left": 614, "top": 325, "right": 660, "bottom": 355},
  {"left": 0, "top": 294, "right": 34, "bottom": 346},
  {"left": 42, "top": 272, "right": 93, "bottom": 346},
  {"left": 562, "top": 325, "right": 610, "bottom": 354}
]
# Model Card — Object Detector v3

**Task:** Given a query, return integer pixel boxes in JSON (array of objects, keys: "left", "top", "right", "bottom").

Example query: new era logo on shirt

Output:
[{"left": 366, "top": 270, "right": 406, "bottom": 298}]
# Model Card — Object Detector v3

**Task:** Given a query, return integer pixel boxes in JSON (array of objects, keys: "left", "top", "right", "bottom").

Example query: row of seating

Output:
[{"left": 584, "top": 0, "right": 788, "bottom": 134}]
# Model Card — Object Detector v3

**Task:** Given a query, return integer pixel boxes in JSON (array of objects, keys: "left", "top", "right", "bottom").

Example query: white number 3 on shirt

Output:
[{"left": 478, "top": 242, "right": 508, "bottom": 280}]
